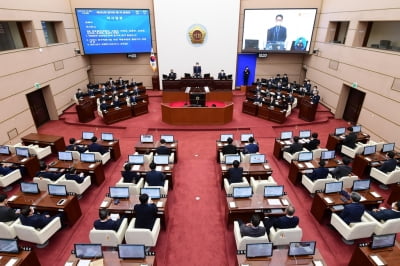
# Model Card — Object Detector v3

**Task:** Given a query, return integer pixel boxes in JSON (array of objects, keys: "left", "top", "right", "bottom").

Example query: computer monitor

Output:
[
  {"left": 334, "top": 127, "right": 346, "bottom": 136},
  {"left": 162, "top": 74, "right": 168, "bottom": 80},
  {"left": 82, "top": 131, "right": 94, "bottom": 140},
  {"left": 58, "top": 151, "right": 73, "bottom": 161},
  {"left": 0, "top": 238, "right": 19, "bottom": 254},
  {"left": 264, "top": 185, "right": 284, "bottom": 198},
  {"left": 352, "top": 179, "right": 371, "bottom": 191},
  {"left": 74, "top": 244, "right": 103, "bottom": 259},
  {"left": 0, "top": 146, "right": 10, "bottom": 155},
  {"left": 160, "top": 135, "right": 174, "bottom": 143},
  {"left": 299, "top": 130, "right": 311, "bottom": 139},
  {"left": 128, "top": 155, "right": 145, "bottom": 165},
  {"left": 224, "top": 154, "right": 241, "bottom": 164},
  {"left": 184, "top": 73, "right": 191, "bottom": 78},
  {"left": 232, "top": 186, "right": 252, "bottom": 198},
  {"left": 288, "top": 241, "right": 316, "bottom": 256},
  {"left": 204, "top": 73, "right": 211, "bottom": 79},
  {"left": 48, "top": 184, "right": 67, "bottom": 196},
  {"left": 220, "top": 134, "right": 233, "bottom": 142},
  {"left": 371, "top": 234, "right": 396, "bottom": 250},
  {"left": 15, "top": 147, "right": 29, "bottom": 157},
  {"left": 382, "top": 143, "right": 395, "bottom": 153},
  {"left": 352, "top": 125, "right": 361, "bottom": 133},
  {"left": 101, "top": 132, "right": 114, "bottom": 141},
  {"left": 118, "top": 244, "right": 146, "bottom": 259},
  {"left": 140, "top": 134, "right": 154, "bottom": 143},
  {"left": 320, "top": 150, "right": 335, "bottom": 160},
  {"left": 246, "top": 243, "right": 273, "bottom": 259},
  {"left": 298, "top": 152, "right": 313, "bottom": 162},
  {"left": 240, "top": 133, "right": 254, "bottom": 142},
  {"left": 280, "top": 131, "right": 293, "bottom": 140},
  {"left": 249, "top": 154, "right": 265, "bottom": 164},
  {"left": 324, "top": 181, "right": 343, "bottom": 194},
  {"left": 80, "top": 153, "right": 96, "bottom": 163},
  {"left": 153, "top": 155, "right": 169, "bottom": 165},
  {"left": 20, "top": 182, "right": 39, "bottom": 194},
  {"left": 363, "top": 145, "right": 376, "bottom": 156},
  {"left": 109, "top": 187, "right": 130, "bottom": 199},
  {"left": 140, "top": 187, "right": 161, "bottom": 199}
]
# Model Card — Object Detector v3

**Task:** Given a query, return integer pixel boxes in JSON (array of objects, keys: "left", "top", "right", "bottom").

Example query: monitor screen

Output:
[
  {"left": 109, "top": 187, "right": 130, "bottom": 199},
  {"left": 101, "top": 132, "right": 114, "bottom": 141},
  {"left": 352, "top": 125, "right": 362, "bottom": 133},
  {"left": 160, "top": 135, "right": 174, "bottom": 143},
  {"left": 0, "top": 146, "right": 10, "bottom": 155},
  {"left": 334, "top": 127, "right": 346, "bottom": 136},
  {"left": 80, "top": 153, "right": 96, "bottom": 163},
  {"left": 20, "top": 182, "right": 39, "bottom": 194},
  {"left": 280, "top": 131, "right": 293, "bottom": 140},
  {"left": 242, "top": 9, "right": 317, "bottom": 54},
  {"left": 225, "top": 154, "right": 241, "bottom": 164},
  {"left": 250, "top": 154, "right": 265, "bottom": 164},
  {"left": 82, "top": 131, "right": 94, "bottom": 140},
  {"left": 298, "top": 152, "right": 313, "bottom": 162},
  {"left": 363, "top": 145, "right": 376, "bottom": 156},
  {"left": 74, "top": 244, "right": 103, "bottom": 259},
  {"left": 140, "top": 187, "right": 161, "bottom": 199},
  {"left": 241, "top": 133, "right": 254, "bottom": 142},
  {"left": 140, "top": 134, "right": 154, "bottom": 143},
  {"left": 0, "top": 238, "right": 19, "bottom": 254},
  {"left": 246, "top": 243, "right": 273, "bottom": 259},
  {"left": 232, "top": 186, "right": 252, "bottom": 198},
  {"left": 15, "top": 147, "right": 29, "bottom": 157},
  {"left": 128, "top": 155, "right": 144, "bottom": 165},
  {"left": 153, "top": 155, "right": 169, "bottom": 165},
  {"left": 58, "top": 151, "right": 73, "bottom": 161},
  {"left": 352, "top": 179, "right": 371, "bottom": 191},
  {"left": 382, "top": 143, "right": 395, "bottom": 153},
  {"left": 288, "top": 241, "right": 316, "bottom": 256},
  {"left": 324, "top": 181, "right": 343, "bottom": 194},
  {"left": 264, "top": 185, "right": 284, "bottom": 197},
  {"left": 220, "top": 134, "right": 233, "bottom": 142},
  {"left": 320, "top": 150, "right": 335, "bottom": 160},
  {"left": 75, "top": 9, "right": 152, "bottom": 54},
  {"left": 371, "top": 234, "right": 396, "bottom": 250},
  {"left": 48, "top": 184, "right": 67, "bottom": 196},
  {"left": 118, "top": 244, "right": 146, "bottom": 259},
  {"left": 299, "top": 130, "right": 311, "bottom": 139}
]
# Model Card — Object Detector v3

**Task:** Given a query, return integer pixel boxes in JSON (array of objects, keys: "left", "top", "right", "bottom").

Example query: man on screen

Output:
[{"left": 266, "top": 14, "right": 287, "bottom": 50}]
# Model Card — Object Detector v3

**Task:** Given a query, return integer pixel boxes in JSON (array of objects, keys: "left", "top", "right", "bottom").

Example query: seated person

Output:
[
  {"left": 378, "top": 151, "right": 397, "bottom": 173},
  {"left": 36, "top": 161, "right": 63, "bottom": 181},
  {"left": 0, "top": 163, "right": 14, "bottom": 176},
  {"left": 155, "top": 139, "right": 171, "bottom": 155},
  {"left": 222, "top": 137, "right": 237, "bottom": 155},
  {"left": 286, "top": 92, "right": 295, "bottom": 104},
  {"left": 168, "top": 69, "right": 177, "bottom": 80},
  {"left": 238, "top": 214, "right": 266, "bottom": 237},
  {"left": 252, "top": 93, "right": 263, "bottom": 105},
  {"left": 284, "top": 136, "right": 303, "bottom": 154},
  {"left": 339, "top": 192, "right": 365, "bottom": 224},
  {"left": 227, "top": 160, "right": 243, "bottom": 184},
  {"left": 342, "top": 126, "right": 357, "bottom": 149},
  {"left": 88, "top": 136, "right": 108, "bottom": 155},
  {"left": 264, "top": 205, "right": 299, "bottom": 234},
  {"left": 306, "top": 160, "right": 329, "bottom": 181},
  {"left": 310, "top": 89, "right": 320, "bottom": 104},
  {"left": 218, "top": 70, "right": 227, "bottom": 80},
  {"left": 66, "top": 137, "right": 86, "bottom": 153},
  {"left": 146, "top": 162, "right": 166, "bottom": 186},
  {"left": 128, "top": 94, "right": 137, "bottom": 105},
  {"left": 112, "top": 95, "right": 120, "bottom": 108},
  {"left": 65, "top": 167, "right": 86, "bottom": 184},
  {"left": 368, "top": 201, "right": 400, "bottom": 221},
  {"left": 93, "top": 209, "right": 124, "bottom": 231},
  {"left": 243, "top": 137, "right": 259, "bottom": 154},
  {"left": 122, "top": 163, "right": 140, "bottom": 183},
  {"left": 19, "top": 206, "right": 62, "bottom": 229},
  {"left": 331, "top": 157, "right": 352, "bottom": 179},
  {"left": 303, "top": 132, "right": 320, "bottom": 151},
  {"left": 133, "top": 193, "right": 158, "bottom": 230},
  {"left": 0, "top": 193, "right": 19, "bottom": 222},
  {"left": 99, "top": 100, "right": 108, "bottom": 112}
]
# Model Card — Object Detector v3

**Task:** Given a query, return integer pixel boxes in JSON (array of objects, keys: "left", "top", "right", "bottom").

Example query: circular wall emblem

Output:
[{"left": 187, "top": 24, "right": 207, "bottom": 45}]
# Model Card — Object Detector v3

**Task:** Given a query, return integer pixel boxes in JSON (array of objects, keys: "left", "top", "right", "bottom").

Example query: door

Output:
[
  {"left": 26, "top": 89, "right": 50, "bottom": 128},
  {"left": 342, "top": 88, "right": 365, "bottom": 124}
]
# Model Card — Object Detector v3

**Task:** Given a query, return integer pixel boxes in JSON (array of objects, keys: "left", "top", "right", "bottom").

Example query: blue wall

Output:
[{"left": 235, "top": 54, "right": 258, "bottom": 87}]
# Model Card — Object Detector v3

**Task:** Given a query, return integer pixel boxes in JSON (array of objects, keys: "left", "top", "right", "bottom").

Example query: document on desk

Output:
[
  {"left": 370, "top": 191, "right": 381, "bottom": 198},
  {"left": 324, "top": 197, "right": 333, "bottom": 204},
  {"left": 369, "top": 255, "right": 385, "bottom": 266},
  {"left": 5, "top": 258, "right": 18, "bottom": 266},
  {"left": 284, "top": 140, "right": 292, "bottom": 145},
  {"left": 305, "top": 162, "right": 314, "bottom": 168},
  {"left": 156, "top": 166, "right": 162, "bottom": 171},
  {"left": 229, "top": 202, "right": 237, "bottom": 208},
  {"left": 221, "top": 165, "right": 227, "bottom": 171},
  {"left": 156, "top": 201, "right": 163, "bottom": 208},
  {"left": 132, "top": 164, "right": 141, "bottom": 171},
  {"left": 359, "top": 195, "right": 367, "bottom": 201},
  {"left": 64, "top": 263, "right": 73, "bottom": 266},
  {"left": 268, "top": 199, "right": 281, "bottom": 205},
  {"left": 77, "top": 259, "right": 91, "bottom": 266}
]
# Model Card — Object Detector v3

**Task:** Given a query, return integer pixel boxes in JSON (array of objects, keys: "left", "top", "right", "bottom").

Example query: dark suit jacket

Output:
[
  {"left": 146, "top": 170, "right": 165, "bottom": 186},
  {"left": 94, "top": 218, "right": 124, "bottom": 231},
  {"left": 244, "top": 143, "right": 259, "bottom": 154},
  {"left": 20, "top": 213, "right": 60, "bottom": 229},
  {"left": 156, "top": 145, "right": 171, "bottom": 155},
  {"left": 311, "top": 95, "right": 320, "bottom": 104},
  {"left": 193, "top": 65, "right": 202, "bottom": 76},
  {"left": 342, "top": 132, "right": 357, "bottom": 149},
  {"left": 36, "top": 171, "right": 63, "bottom": 181},
  {"left": 218, "top": 72, "right": 226, "bottom": 80},
  {"left": 0, "top": 167, "right": 13, "bottom": 176},
  {"left": 122, "top": 171, "right": 140, "bottom": 183},
  {"left": 306, "top": 167, "right": 329, "bottom": 181},
  {"left": 222, "top": 144, "right": 237, "bottom": 155},
  {"left": 0, "top": 206, "right": 19, "bottom": 222},
  {"left": 340, "top": 203, "right": 365, "bottom": 224},
  {"left": 331, "top": 165, "right": 352, "bottom": 179},
  {"left": 368, "top": 209, "right": 400, "bottom": 221},
  {"left": 66, "top": 144, "right": 86, "bottom": 153},
  {"left": 378, "top": 158, "right": 397, "bottom": 173},
  {"left": 228, "top": 167, "right": 243, "bottom": 184},
  {"left": 267, "top": 26, "right": 287, "bottom": 42},
  {"left": 239, "top": 224, "right": 266, "bottom": 237},
  {"left": 273, "top": 216, "right": 299, "bottom": 230},
  {"left": 304, "top": 139, "right": 320, "bottom": 151},
  {"left": 134, "top": 203, "right": 158, "bottom": 230},
  {"left": 88, "top": 143, "right": 107, "bottom": 155},
  {"left": 65, "top": 173, "right": 85, "bottom": 184},
  {"left": 168, "top": 72, "right": 177, "bottom": 80},
  {"left": 285, "top": 143, "right": 303, "bottom": 155}
]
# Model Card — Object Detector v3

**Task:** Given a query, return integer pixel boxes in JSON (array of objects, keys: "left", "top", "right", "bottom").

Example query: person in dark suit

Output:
[
  {"left": 128, "top": 94, "right": 137, "bottom": 105},
  {"left": 134, "top": 193, "right": 158, "bottom": 230},
  {"left": 20, "top": 206, "right": 62, "bottom": 229},
  {"left": 99, "top": 100, "right": 108, "bottom": 112},
  {"left": 331, "top": 157, "right": 352, "bottom": 179},
  {"left": 65, "top": 167, "right": 86, "bottom": 184},
  {"left": 307, "top": 160, "right": 329, "bottom": 181},
  {"left": 284, "top": 136, "right": 303, "bottom": 154},
  {"left": 75, "top": 88, "right": 84, "bottom": 100},
  {"left": 244, "top": 137, "right": 259, "bottom": 154},
  {"left": 339, "top": 192, "right": 365, "bottom": 224},
  {"left": 266, "top": 14, "right": 287, "bottom": 48},
  {"left": 303, "top": 132, "right": 320, "bottom": 151},
  {"left": 66, "top": 138, "right": 86, "bottom": 153},
  {"left": 368, "top": 201, "right": 400, "bottom": 221},
  {"left": 282, "top": 73, "right": 289, "bottom": 86},
  {"left": 88, "top": 136, "right": 108, "bottom": 155},
  {"left": 0, "top": 164, "right": 14, "bottom": 176},
  {"left": 112, "top": 95, "right": 120, "bottom": 108},
  {"left": 264, "top": 206, "right": 299, "bottom": 234},
  {"left": 168, "top": 69, "right": 177, "bottom": 80},
  {"left": 122, "top": 163, "right": 140, "bottom": 183},
  {"left": 0, "top": 193, "right": 19, "bottom": 222},
  {"left": 311, "top": 89, "right": 321, "bottom": 104},
  {"left": 218, "top": 70, "right": 227, "bottom": 80},
  {"left": 378, "top": 151, "right": 397, "bottom": 173},
  {"left": 228, "top": 160, "right": 243, "bottom": 184},
  {"left": 193, "top": 62, "right": 202, "bottom": 78},
  {"left": 222, "top": 137, "right": 237, "bottom": 155},
  {"left": 342, "top": 126, "right": 357, "bottom": 149},
  {"left": 155, "top": 139, "right": 171, "bottom": 155},
  {"left": 93, "top": 209, "right": 124, "bottom": 231},
  {"left": 243, "top": 66, "right": 250, "bottom": 86},
  {"left": 146, "top": 162, "right": 166, "bottom": 186},
  {"left": 36, "top": 161, "right": 63, "bottom": 181},
  {"left": 238, "top": 214, "right": 266, "bottom": 237}
]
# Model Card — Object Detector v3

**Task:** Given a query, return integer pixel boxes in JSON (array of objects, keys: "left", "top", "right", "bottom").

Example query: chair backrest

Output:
[
  {"left": 116, "top": 178, "right": 144, "bottom": 195},
  {"left": 14, "top": 217, "right": 61, "bottom": 245},
  {"left": 312, "top": 148, "right": 328, "bottom": 159},
  {"left": 0, "top": 221, "right": 17, "bottom": 239},
  {"left": 125, "top": 218, "right": 161, "bottom": 246},
  {"left": 250, "top": 177, "right": 277, "bottom": 193},
  {"left": 233, "top": 221, "right": 269, "bottom": 250},
  {"left": 224, "top": 178, "right": 249, "bottom": 195},
  {"left": 269, "top": 226, "right": 303, "bottom": 246},
  {"left": 338, "top": 175, "right": 359, "bottom": 189},
  {"left": 375, "top": 217, "right": 400, "bottom": 235},
  {"left": 89, "top": 218, "right": 128, "bottom": 247}
]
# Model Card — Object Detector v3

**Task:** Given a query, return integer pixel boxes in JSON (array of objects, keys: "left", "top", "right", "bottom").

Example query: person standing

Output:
[{"left": 243, "top": 66, "right": 250, "bottom": 86}]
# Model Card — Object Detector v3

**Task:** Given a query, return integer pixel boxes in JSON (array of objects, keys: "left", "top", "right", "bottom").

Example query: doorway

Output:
[
  {"left": 341, "top": 85, "right": 366, "bottom": 124},
  {"left": 26, "top": 88, "right": 50, "bottom": 128}
]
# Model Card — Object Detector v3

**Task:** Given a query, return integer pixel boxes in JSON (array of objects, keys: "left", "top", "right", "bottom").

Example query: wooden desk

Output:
[
  {"left": 75, "top": 139, "right": 121, "bottom": 161},
  {"left": 387, "top": 183, "right": 400, "bottom": 204},
  {"left": 257, "top": 105, "right": 287, "bottom": 124},
  {"left": 21, "top": 133, "right": 66, "bottom": 153},
  {"left": 288, "top": 159, "right": 340, "bottom": 185},
  {"left": 349, "top": 243, "right": 400, "bottom": 266},
  {"left": 352, "top": 153, "right": 387, "bottom": 178},
  {"left": 121, "top": 163, "right": 175, "bottom": 189},
  {"left": 220, "top": 163, "right": 273, "bottom": 185},
  {"left": 134, "top": 140, "right": 178, "bottom": 163},
  {"left": 310, "top": 190, "right": 384, "bottom": 223},
  {"left": 242, "top": 101, "right": 258, "bottom": 116},
  {"left": 273, "top": 139, "right": 293, "bottom": 160},
  {"left": 1, "top": 155, "right": 40, "bottom": 178},
  {"left": 325, "top": 132, "right": 370, "bottom": 151},
  {"left": 162, "top": 78, "right": 232, "bottom": 91},
  {"left": 102, "top": 106, "right": 133, "bottom": 125},
  {"left": 66, "top": 251, "right": 157, "bottom": 266},
  {"left": 131, "top": 101, "right": 149, "bottom": 116},
  {"left": 53, "top": 160, "right": 105, "bottom": 186},
  {"left": 298, "top": 98, "right": 317, "bottom": 122},
  {"left": 0, "top": 250, "right": 41, "bottom": 266},
  {"left": 8, "top": 191, "right": 82, "bottom": 226},
  {"left": 76, "top": 100, "right": 95, "bottom": 123},
  {"left": 216, "top": 140, "right": 246, "bottom": 163}
]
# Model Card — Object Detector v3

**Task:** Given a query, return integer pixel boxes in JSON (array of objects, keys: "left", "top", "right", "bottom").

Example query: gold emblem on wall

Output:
[{"left": 188, "top": 25, "right": 207, "bottom": 44}]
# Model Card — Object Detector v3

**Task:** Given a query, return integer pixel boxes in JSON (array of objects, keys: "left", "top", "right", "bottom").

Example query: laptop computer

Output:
[
  {"left": 160, "top": 135, "right": 174, "bottom": 143},
  {"left": 225, "top": 154, "right": 241, "bottom": 164},
  {"left": 101, "top": 132, "right": 114, "bottom": 141},
  {"left": 20, "top": 182, "right": 40, "bottom": 194},
  {"left": 264, "top": 185, "right": 284, "bottom": 198},
  {"left": 80, "top": 153, "right": 96, "bottom": 163},
  {"left": 288, "top": 241, "right": 316, "bottom": 257},
  {"left": 74, "top": 243, "right": 103, "bottom": 259},
  {"left": 240, "top": 133, "right": 254, "bottom": 142},
  {"left": 0, "top": 238, "right": 20, "bottom": 254},
  {"left": 246, "top": 243, "right": 273, "bottom": 260},
  {"left": 140, "top": 187, "right": 161, "bottom": 199},
  {"left": 140, "top": 134, "right": 154, "bottom": 143},
  {"left": 82, "top": 131, "right": 94, "bottom": 140},
  {"left": 128, "top": 155, "right": 145, "bottom": 165},
  {"left": 48, "top": 184, "right": 68, "bottom": 196},
  {"left": 220, "top": 134, "right": 233, "bottom": 142},
  {"left": 153, "top": 155, "right": 169, "bottom": 165},
  {"left": 118, "top": 244, "right": 146, "bottom": 259},
  {"left": 232, "top": 186, "right": 252, "bottom": 199},
  {"left": 249, "top": 154, "right": 265, "bottom": 164},
  {"left": 109, "top": 187, "right": 130, "bottom": 199}
]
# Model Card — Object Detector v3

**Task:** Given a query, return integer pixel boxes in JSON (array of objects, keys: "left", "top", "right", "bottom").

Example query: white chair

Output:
[
  {"left": 14, "top": 217, "right": 62, "bottom": 247},
  {"left": 85, "top": 151, "right": 111, "bottom": 165},
  {"left": 57, "top": 175, "right": 91, "bottom": 196},
  {"left": 330, "top": 212, "right": 376, "bottom": 244},
  {"left": 125, "top": 218, "right": 160, "bottom": 247},
  {"left": 292, "top": 97, "right": 298, "bottom": 109},
  {"left": 224, "top": 177, "right": 249, "bottom": 195},
  {"left": 134, "top": 152, "right": 153, "bottom": 164},
  {"left": 115, "top": 177, "right": 144, "bottom": 195},
  {"left": 366, "top": 140, "right": 385, "bottom": 152},
  {"left": 70, "top": 150, "right": 81, "bottom": 160},
  {"left": 269, "top": 225, "right": 303, "bottom": 246},
  {"left": 285, "top": 104, "right": 292, "bottom": 117},
  {"left": 301, "top": 174, "right": 335, "bottom": 194},
  {"left": 33, "top": 175, "right": 64, "bottom": 191},
  {"left": 370, "top": 167, "right": 400, "bottom": 186},
  {"left": 341, "top": 142, "right": 365, "bottom": 158},
  {"left": 250, "top": 176, "right": 278, "bottom": 193},
  {"left": 312, "top": 148, "right": 328, "bottom": 160},
  {"left": 233, "top": 221, "right": 269, "bottom": 250},
  {"left": 5, "top": 145, "right": 15, "bottom": 154},
  {"left": 0, "top": 169, "right": 22, "bottom": 192},
  {"left": 144, "top": 180, "right": 169, "bottom": 196},
  {"left": 28, "top": 145, "right": 51, "bottom": 159},
  {"left": 97, "top": 106, "right": 104, "bottom": 118},
  {"left": 89, "top": 218, "right": 128, "bottom": 247},
  {"left": 0, "top": 220, "right": 19, "bottom": 239},
  {"left": 283, "top": 148, "right": 309, "bottom": 164},
  {"left": 363, "top": 212, "right": 400, "bottom": 235},
  {"left": 337, "top": 175, "right": 359, "bottom": 189}
]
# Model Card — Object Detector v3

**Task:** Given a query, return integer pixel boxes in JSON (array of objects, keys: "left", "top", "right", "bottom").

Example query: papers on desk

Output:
[
  {"left": 164, "top": 166, "right": 170, "bottom": 171},
  {"left": 64, "top": 262, "right": 73, "bottom": 266},
  {"left": 221, "top": 165, "right": 227, "bottom": 171},
  {"left": 132, "top": 164, "right": 141, "bottom": 171},
  {"left": 110, "top": 213, "right": 120, "bottom": 221},
  {"left": 369, "top": 255, "right": 385, "bottom": 266},
  {"left": 360, "top": 195, "right": 367, "bottom": 202},
  {"left": 77, "top": 259, "right": 91, "bottom": 266},
  {"left": 171, "top": 143, "right": 176, "bottom": 147},
  {"left": 20, "top": 158, "right": 28, "bottom": 162},
  {"left": 365, "top": 157, "right": 372, "bottom": 161},
  {"left": 89, "top": 163, "right": 95, "bottom": 168},
  {"left": 100, "top": 200, "right": 110, "bottom": 208},
  {"left": 156, "top": 201, "right": 163, "bottom": 208},
  {"left": 268, "top": 199, "right": 281, "bottom": 205},
  {"left": 284, "top": 140, "right": 292, "bottom": 145},
  {"left": 263, "top": 164, "right": 270, "bottom": 170},
  {"left": 339, "top": 135, "right": 345, "bottom": 139},
  {"left": 305, "top": 162, "right": 314, "bottom": 168},
  {"left": 229, "top": 202, "right": 237, "bottom": 208},
  {"left": 324, "top": 197, "right": 333, "bottom": 204},
  {"left": 5, "top": 258, "right": 18, "bottom": 266},
  {"left": 313, "top": 260, "right": 324, "bottom": 266},
  {"left": 156, "top": 166, "right": 162, "bottom": 171},
  {"left": 281, "top": 199, "right": 289, "bottom": 206},
  {"left": 297, "top": 163, "right": 304, "bottom": 168},
  {"left": 370, "top": 191, "right": 381, "bottom": 198},
  {"left": 8, "top": 195, "right": 18, "bottom": 202}
]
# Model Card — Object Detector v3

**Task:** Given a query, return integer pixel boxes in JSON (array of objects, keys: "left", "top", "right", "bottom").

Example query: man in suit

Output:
[
  {"left": 331, "top": 157, "right": 352, "bottom": 179},
  {"left": 36, "top": 161, "right": 63, "bottom": 181},
  {"left": 65, "top": 167, "right": 86, "bottom": 184},
  {"left": 193, "top": 62, "right": 202, "bottom": 78},
  {"left": 378, "top": 151, "right": 397, "bottom": 173},
  {"left": 20, "top": 206, "right": 62, "bottom": 229},
  {"left": 243, "top": 66, "right": 250, "bottom": 86},
  {"left": 303, "top": 132, "right": 320, "bottom": 151},
  {"left": 134, "top": 193, "right": 158, "bottom": 230},
  {"left": 266, "top": 14, "right": 287, "bottom": 49},
  {"left": 340, "top": 192, "right": 365, "bottom": 224},
  {"left": 218, "top": 70, "right": 227, "bottom": 80},
  {"left": 88, "top": 136, "right": 108, "bottom": 155},
  {"left": 146, "top": 162, "right": 166, "bottom": 186},
  {"left": 368, "top": 200, "right": 400, "bottom": 221},
  {"left": 0, "top": 164, "right": 14, "bottom": 176},
  {"left": 94, "top": 209, "right": 124, "bottom": 231},
  {"left": 238, "top": 214, "right": 265, "bottom": 237},
  {"left": 156, "top": 139, "right": 171, "bottom": 155},
  {"left": 122, "top": 163, "right": 140, "bottom": 183},
  {"left": 284, "top": 136, "right": 303, "bottom": 154},
  {"left": 0, "top": 193, "right": 19, "bottom": 222},
  {"left": 311, "top": 89, "right": 321, "bottom": 104},
  {"left": 264, "top": 205, "right": 299, "bottom": 234},
  {"left": 66, "top": 137, "right": 86, "bottom": 153},
  {"left": 75, "top": 88, "right": 84, "bottom": 100},
  {"left": 342, "top": 126, "right": 357, "bottom": 149},
  {"left": 306, "top": 160, "right": 329, "bottom": 181},
  {"left": 222, "top": 137, "right": 237, "bottom": 155},
  {"left": 244, "top": 137, "right": 259, "bottom": 154},
  {"left": 99, "top": 100, "right": 108, "bottom": 112},
  {"left": 168, "top": 69, "right": 177, "bottom": 80},
  {"left": 227, "top": 160, "right": 243, "bottom": 184}
]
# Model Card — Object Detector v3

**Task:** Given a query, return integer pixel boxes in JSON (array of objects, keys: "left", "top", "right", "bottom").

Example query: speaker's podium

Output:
[{"left": 185, "top": 86, "right": 209, "bottom": 107}]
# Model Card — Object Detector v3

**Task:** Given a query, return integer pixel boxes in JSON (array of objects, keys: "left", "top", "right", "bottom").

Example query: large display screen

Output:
[
  {"left": 242, "top": 8, "right": 317, "bottom": 53},
  {"left": 75, "top": 9, "right": 152, "bottom": 54}
]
